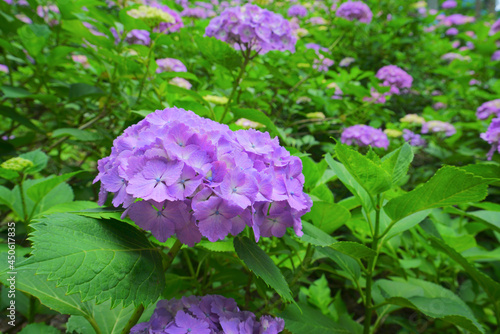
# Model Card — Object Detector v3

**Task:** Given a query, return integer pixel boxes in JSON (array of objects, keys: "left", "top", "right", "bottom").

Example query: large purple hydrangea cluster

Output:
[
  {"left": 205, "top": 4, "right": 297, "bottom": 54},
  {"left": 156, "top": 58, "right": 187, "bottom": 73},
  {"left": 481, "top": 118, "right": 500, "bottom": 160},
  {"left": 375, "top": 65, "right": 413, "bottom": 95},
  {"left": 94, "top": 107, "right": 311, "bottom": 246},
  {"left": 131, "top": 295, "right": 285, "bottom": 334},
  {"left": 341, "top": 125, "right": 390, "bottom": 149},
  {"left": 476, "top": 99, "right": 500, "bottom": 120},
  {"left": 335, "top": 1, "right": 373, "bottom": 24}
]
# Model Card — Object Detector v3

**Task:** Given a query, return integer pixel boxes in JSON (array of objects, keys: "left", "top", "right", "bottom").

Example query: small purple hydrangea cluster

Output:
[
  {"left": 442, "top": 0, "right": 457, "bottom": 9},
  {"left": 402, "top": 129, "right": 426, "bottom": 147},
  {"left": 156, "top": 58, "right": 187, "bottom": 73},
  {"left": 305, "top": 44, "right": 334, "bottom": 72},
  {"left": 95, "top": 107, "right": 311, "bottom": 246},
  {"left": 205, "top": 4, "right": 297, "bottom": 54},
  {"left": 341, "top": 125, "right": 390, "bottom": 149},
  {"left": 151, "top": 2, "right": 184, "bottom": 34},
  {"left": 335, "top": 1, "right": 373, "bottom": 24},
  {"left": 375, "top": 65, "right": 413, "bottom": 95},
  {"left": 481, "top": 118, "right": 500, "bottom": 160},
  {"left": 421, "top": 120, "right": 456, "bottom": 137},
  {"left": 288, "top": 4, "right": 308, "bottom": 18},
  {"left": 131, "top": 295, "right": 285, "bottom": 334},
  {"left": 490, "top": 19, "right": 500, "bottom": 36},
  {"left": 476, "top": 99, "right": 500, "bottom": 120}
]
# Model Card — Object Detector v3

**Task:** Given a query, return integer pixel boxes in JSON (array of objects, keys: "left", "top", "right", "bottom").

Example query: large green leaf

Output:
[
  {"left": 325, "top": 154, "right": 373, "bottom": 211},
  {"left": 19, "top": 150, "right": 48, "bottom": 174},
  {"left": 233, "top": 236, "right": 293, "bottom": 302},
  {"left": 429, "top": 236, "right": 500, "bottom": 300},
  {"left": 52, "top": 128, "right": 103, "bottom": 141},
  {"left": 384, "top": 166, "right": 492, "bottom": 222},
  {"left": 280, "top": 302, "right": 360, "bottom": 334},
  {"left": 303, "top": 202, "right": 350, "bottom": 234},
  {"left": 194, "top": 36, "right": 243, "bottom": 71},
  {"left": 374, "top": 278, "right": 484, "bottom": 334},
  {"left": 335, "top": 143, "right": 392, "bottom": 196},
  {"left": 316, "top": 247, "right": 360, "bottom": 280},
  {"left": 301, "top": 221, "right": 337, "bottom": 246},
  {"left": 330, "top": 242, "right": 376, "bottom": 260},
  {"left": 18, "top": 323, "right": 60, "bottom": 334},
  {"left": 29, "top": 213, "right": 164, "bottom": 307},
  {"left": 381, "top": 143, "right": 414, "bottom": 186},
  {"left": 26, "top": 171, "right": 82, "bottom": 203}
]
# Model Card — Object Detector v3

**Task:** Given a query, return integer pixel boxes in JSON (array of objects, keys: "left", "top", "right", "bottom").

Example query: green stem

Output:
[
  {"left": 364, "top": 194, "right": 381, "bottom": 334},
  {"left": 18, "top": 173, "right": 29, "bottom": 223},
  {"left": 136, "top": 41, "right": 155, "bottom": 105},
  {"left": 120, "top": 304, "right": 144, "bottom": 334},
  {"left": 219, "top": 47, "right": 251, "bottom": 123},
  {"left": 163, "top": 239, "right": 183, "bottom": 271},
  {"left": 28, "top": 295, "right": 36, "bottom": 323},
  {"left": 85, "top": 315, "right": 103, "bottom": 334}
]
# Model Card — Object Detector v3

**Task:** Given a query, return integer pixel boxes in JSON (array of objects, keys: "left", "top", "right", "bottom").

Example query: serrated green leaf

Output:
[
  {"left": 384, "top": 166, "right": 493, "bottom": 222},
  {"left": 335, "top": 143, "right": 392, "bottom": 196},
  {"left": 194, "top": 36, "right": 243, "bottom": 71},
  {"left": 27, "top": 171, "right": 82, "bottom": 203},
  {"left": 29, "top": 213, "right": 164, "bottom": 307},
  {"left": 233, "top": 237, "right": 293, "bottom": 302},
  {"left": 374, "top": 278, "right": 484, "bottom": 334},
  {"left": 381, "top": 143, "right": 414, "bottom": 186},
  {"left": 303, "top": 201, "right": 350, "bottom": 234},
  {"left": 429, "top": 236, "right": 500, "bottom": 300},
  {"left": 330, "top": 242, "right": 376, "bottom": 260},
  {"left": 280, "top": 302, "right": 358, "bottom": 334},
  {"left": 19, "top": 150, "right": 48, "bottom": 174},
  {"left": 325, "top": 154, "right": 373, "bottom": 211},
  {"left": 301, "top": 221, "right": 337, "bottom": 246}
]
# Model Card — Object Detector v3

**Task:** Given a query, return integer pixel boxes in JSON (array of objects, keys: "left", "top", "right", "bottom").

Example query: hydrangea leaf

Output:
[
  {"left": 316, "top": 247, "right": 360, "bottom": 280},
  {"left": 26, "top": 170, "right": 83, "bottom": 203},
  {"left": 301, "top": 221, "right": 337, "bottom": 246},
  {"left": 51, "top": 128, "right": 103, "bottom": 141},
  {"left": 429, "top": 236, "right": 500, "bottom": 300},
  {"left": 18, "top": 323, "right": 60, "bottom": 334},
  {"left": 325, "top": 154, "right": 373, "bottom": 211},
  {"left": 381, "top": 143, "right": 414, "bottom": 186},
  {"left": 334, "top": 143, "right": 392, "bottom": 196},
  {"left": 29, "top": 213, "right": 164, "bottom": 307},
  {"left": 234, "top": 236, "right": 293, "bottom": 302},
  {"left": 303, "top": 201, "right": 350, "bottom": 234},
  {"left": 384, "top": 166, "right": 493, "bottom": 222},
  {"left": 280, "top": 302, "right": 360, "bottom": 334},
  {"left": 194, "top": 36, "right": 243, "bottom": 71},
  {"left": 374, "top": 278, "right": 484, "bottom": 334},
  {"left": 232, "top": 107, "right": 282, "bottom": 141},
  {"left": 19, "top": 149, "right": 48, "bottom": 174},
  {"left": 330, "top": 242, "right": 376, "bottom": 260}
]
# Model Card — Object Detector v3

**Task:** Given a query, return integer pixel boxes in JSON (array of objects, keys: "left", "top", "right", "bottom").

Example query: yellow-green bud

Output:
[
  {"left": 1, "top": 157, "right": 34, "bottom": 172},
  {"left": 384, "top": 129, "right": 403, "bottom": 138},
  {"left": 203, "top": 95, "right": 229, "bottom": 105}
]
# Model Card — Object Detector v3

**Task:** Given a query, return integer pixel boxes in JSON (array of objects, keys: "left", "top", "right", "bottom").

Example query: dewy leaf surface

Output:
[
  {"left": 29, "top": 213, "right": 164, "bottom": 307},
  {"left": 384, "top": 166, "right": 492, "bottom": 222},
  {"left": 234, "top": 236, "right": 293, "bottom": 302}
]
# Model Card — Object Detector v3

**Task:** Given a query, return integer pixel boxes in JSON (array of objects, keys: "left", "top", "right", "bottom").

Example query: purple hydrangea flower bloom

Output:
[
  {"left": 169, "top": 77, "right": 192, "bottom": 90},
  {"left": 481, "top": 118, "right": 500, "bottom": 160},
  {"left": 446, "top": 27, "right": 459, "bottom": 35},
  {"left": 433, "top": 102, "right": 446, "bottom": 110},
  {"left": 339, "top": 57, "right": 355, "bottom": 67},
  {"left": 442, "top": 0, "right": 457, "bottom": 9},
  {"left": 156, "top": 58, "right": 187, "bottom": 73},
  {"left": 341, "top": 125, "right": 390, "bottom": 149},
  {"left": 181, "top": 7, "right": 210, "bottom": 19},
  {"left": 421, "top": 120, "right": 456, "bottom": 137},
  {"left": 490, "top": 19, "right": 500, "bottom": 36},
  {"left": 306, "top": 44, "right": 334, "bottom": 72},
  {"left": 477, "top": 100, "right": 500, "bottom": 120},
  {"left": 375, "top": 65, "right": 413, "bottom": 95},
  {"left": 492, "top": 50, "right": 500, "bottom": 61},
  {"left": 111, "top": 28, "right": 151, "bottom": 45},
  {"left": 402, "top": 129, "right": 426, "bottom": 147},
  {"left": 288, "top": 4, "right": 307, "bottom": 18},
  {"left": 131, "top": 295, "right": 285, "bottom": 334},
  {"left": 205, "top": 4, "right": 297, "bottom": 54},
  {"left": 95, "top": 107, "right": 311, "bottom": 245},
  {"left": 151, "top": 2, "right": 184, "bottom": 33},
  {"left": 335, "top": 1, "right": 373, "bottom": 24},
  {"left": 36, "top": 4, "right": 59, "bottom": 26},
  {"left": 0, "top": 64, "right": 8, "bottom": 73},
  {"left": 363, "top": 88, "right": 390, "bottom": 104},
  {"left": 440, "top": 14, "right": 475, "bottom": 26}
]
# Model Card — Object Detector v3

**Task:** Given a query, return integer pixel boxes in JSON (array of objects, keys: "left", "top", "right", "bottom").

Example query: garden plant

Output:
[{"left": 0, "top": 0, "right": 500, "bottom": 333}]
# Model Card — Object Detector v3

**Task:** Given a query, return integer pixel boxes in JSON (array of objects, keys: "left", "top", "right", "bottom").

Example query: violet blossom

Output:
[
  {"left": 375, "top": 65, "right": 413, "bottom": 95},
  {"left": 339, "top": 57, "right": 355, "bottom": 67},
  {"left": 480, "top": 118, "right": 500, "bottom": 160},
  {"left": 491, "top": 19, "right": 500, "bottom": 36},
  {"left": 156, "top": 58, "right": 187, "bottom": 73},
  {"left": 288, "top": 4, "right": 307, "bottom": 18},
  {"left": 476, "top": 100, "right": 500, "bottom": 120},
  {"left": 335, "top": 1, "right": 372, "bottom": 24},
  {"left": 205, "top": 4, "right": 296, "bottom": 54},
  {"left": 402, "top": 129, "right": 426, "bottom": 147},
  {"left": 341, "top": 125, "right": 390, "bottom": 149},
  {"left": 94, "top": 107, "right": 311, "bottom": 245},
  {"left": 421, "top": 120, "right": 456, "bottom": 136},
  {"left": 442, "top": 0, "right": 457, "bottom": 9},
  {"left": 492, "top": 50, "right": 500, "bottom": 61},
  {"left": 131, "top": 295, "right": 285, "bottom": 334}
]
